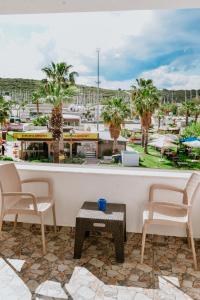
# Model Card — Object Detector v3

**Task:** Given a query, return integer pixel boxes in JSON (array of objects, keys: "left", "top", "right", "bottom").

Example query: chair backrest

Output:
[
  {"left": 0, "top": 163, "right": 21, "bottom": 211},
  {"left": 184, "top": 172, "right": 200, "bottom": 205}
]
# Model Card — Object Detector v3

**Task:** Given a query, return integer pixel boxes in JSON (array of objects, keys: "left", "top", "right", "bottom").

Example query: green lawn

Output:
[
  {"left": 129, "top": 144, "right": 175, "bottom": 169},
  {"left": 128, "top": 144, "right": 200, "bottom": 170},
  {"left": 0, "top": 130, "right": 19, "bottom": 141},
  {"left": 2, "top": 132, "right": 17, "bottom": 142}
]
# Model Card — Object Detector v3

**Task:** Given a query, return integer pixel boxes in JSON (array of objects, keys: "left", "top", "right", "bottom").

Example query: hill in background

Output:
[{"left": 0, "top": 77, "right": 199, "bottom": 103}]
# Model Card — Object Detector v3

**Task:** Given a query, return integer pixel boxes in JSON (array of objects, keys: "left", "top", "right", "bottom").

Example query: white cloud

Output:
[
  {"left": 0, "top": 11, "right": 153, "bottom": 83},
  {"left": 77, "top": 75, "right": 132, "bottom": 90},
  {"left": 141, "top": 65, "right": 200, "bottom": 90},
  {"left": 0, "top": 10, "right": 200, "bottom": 91}
]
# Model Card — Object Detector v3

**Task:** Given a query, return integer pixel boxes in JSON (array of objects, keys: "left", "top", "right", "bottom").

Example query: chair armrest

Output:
[
  {"left": 149, "top": 184, "right": 185, "bottom": 202},
  {"left": 21, "top": 178, "right": 53, "bottom": 198},
  {"left": 3, "top": 192, "right": 38, "bottom": 212},
  {"left": 148, "top": 201, "right": 191, "bottom": 210}
]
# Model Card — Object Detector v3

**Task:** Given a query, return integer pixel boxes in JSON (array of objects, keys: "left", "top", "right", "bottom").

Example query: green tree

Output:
[
  {"left": 132, "top": 79, "right": 160, "bottom": 153},
  {"left": 156, "top": 108, "right": 165, "bottom": 130},
  {"left": 41, "top": 81, "right": 76, "bottom": 163},
  {"left": 42, "top": 62, "right": 78, "bottom": 86},
  {"left": 179, "top": 100, "right": 195, "bottom": 126},
  {"left": 33, "top": 115, "right": 49, "bottom": 126},
  {"left": 101, "top": 97, "right": 130, "bottom": 152},
  {"left": 192, "top": 99, "right": 200, "bottom": 124},
  {"left": 182, "top": 122, "right": 200, "bottom": 138},
  {"left": 32, "top": 91, "right": 42, "bottom": 116},
  {"left": 42, "top": 62, "right": 78, "bottom": 162},
  {"left": 0, "top": 96, "right": 11, "bottom": 129}
]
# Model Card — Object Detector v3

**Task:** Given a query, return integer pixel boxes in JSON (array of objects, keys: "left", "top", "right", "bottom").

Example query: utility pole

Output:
[
  {"left": 185, "top": 90, "right": 187, "bottom": 103},
  {"left": 96, "top": 48, "right": 101, "bottom": 132}
]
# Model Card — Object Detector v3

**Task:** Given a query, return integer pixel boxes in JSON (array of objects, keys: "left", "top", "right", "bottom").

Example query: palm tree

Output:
[
  {"left": 32, "top": 91, "right": 42, "bottom": 116},
  {"left": 0, "top": 96, "right": 11, "bottom": 129},
  {"left": 192, "top": 99, "right": 200, "bottom": 124},
  {"left": 42, "top": 62, "right": 78, "bottom": 159},
  {"left": 42, "top": 62, "right": 78, "bottom": 86},
  {"left": 20, "top": 99, "right": 29, "bottom": 115},
  {"left": 101, "top": 97, "right": 130, "bottom": 152},
  {"left": 179, "top": 100, "right": 195, "bottom": 126},
  {"left": 41, "top": 81, "right": 76, "bottom": 163},
  {"left": 132, "top": 79, "right": 160, "bottom": 154},
  {"left": 156, "top": 108, "right": 165, "bottom": 130}
]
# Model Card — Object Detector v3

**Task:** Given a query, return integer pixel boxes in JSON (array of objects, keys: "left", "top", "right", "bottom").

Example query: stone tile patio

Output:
[{"left": 0, "top": 222, "right": 200, "bottom": 299}]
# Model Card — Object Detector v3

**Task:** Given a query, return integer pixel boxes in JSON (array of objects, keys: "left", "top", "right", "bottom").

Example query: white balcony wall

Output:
[{"left": 4, "top": 163, "right": 200, "bottom": 238}]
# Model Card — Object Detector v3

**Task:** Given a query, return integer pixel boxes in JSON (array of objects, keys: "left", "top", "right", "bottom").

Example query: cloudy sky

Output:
[{"left": 0, "top": 9, "right": 200, "bottom": 90}]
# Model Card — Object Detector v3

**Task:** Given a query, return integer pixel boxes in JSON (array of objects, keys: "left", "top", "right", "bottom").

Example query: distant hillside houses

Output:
[
  {"left": 0, "top": 78, "right": 199, "bottom": 105},
  {"left": 0, "top": 78, "right": 130, "bottom": 106}
]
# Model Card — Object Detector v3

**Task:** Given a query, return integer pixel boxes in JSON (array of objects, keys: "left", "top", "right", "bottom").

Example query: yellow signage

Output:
[
  {"left": 13, "top": 132, "right": 98, "bottom": 140},
  {"left": 13, "top": 133, "right": 52, "bottom": 139},
  {"left": 64, "top": 133, "right": 98, "bottom": 140}
]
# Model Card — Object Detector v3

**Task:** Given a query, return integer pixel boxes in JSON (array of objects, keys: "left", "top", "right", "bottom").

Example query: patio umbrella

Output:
[
  {"left": 164, "top": 134, "right": 178, "bottom": 141},
  {"left": 148, "top": 138, "right": 175, "bottom": 149},
  {"left": 183, "top": 140, "right": 200, "bottom": 148},
  {"left": 151, "top": 134, "right": 178, "bottom": 142}
]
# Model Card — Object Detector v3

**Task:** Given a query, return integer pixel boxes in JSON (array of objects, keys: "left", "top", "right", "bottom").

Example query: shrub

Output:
[
  {"left": 121, "top": 128, "right": 131, "bottom": 138},
  {"left": 2, "top": 156, "right": 13, "bottom": 161},
  {"left": 33, "top": 115, "right": 49, "bottom": 126},
  {"left": 182, "top": 122, "right": 200, "bottom": 138},
  {"left": 64, "top": 157, "right": 85, "bottom": 164}
]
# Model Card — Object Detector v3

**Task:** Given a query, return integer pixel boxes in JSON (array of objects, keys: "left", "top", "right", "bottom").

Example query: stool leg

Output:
[
  {"left": 74, "top": 219, "right": 85, "bottom": 259},
  {"left": 113, "top": 222, "right": 124, "bottom": 263}
]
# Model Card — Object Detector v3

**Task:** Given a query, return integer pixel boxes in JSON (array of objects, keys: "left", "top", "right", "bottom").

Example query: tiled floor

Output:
[{"left": 0, "top": 222, "right": 200, "bottom": 299}]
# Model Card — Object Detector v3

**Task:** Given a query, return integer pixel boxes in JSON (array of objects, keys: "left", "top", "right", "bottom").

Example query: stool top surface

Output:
[{"left": 77, "top": 201, "right": 125, "bottom": 221}]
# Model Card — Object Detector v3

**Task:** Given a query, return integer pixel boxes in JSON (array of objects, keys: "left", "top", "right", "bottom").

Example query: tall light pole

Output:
[
  {"left": 185, "top": 90, "right": 187, "bottom": 103},
  {"left": 96, "top": 48, "right": 101, "bottom": 132}
]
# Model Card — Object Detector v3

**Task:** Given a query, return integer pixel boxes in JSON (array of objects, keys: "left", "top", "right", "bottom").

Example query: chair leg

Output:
[
  {"left": 186, "top": 224, "right": 191, "bottom": 248},
  {"left": 141, "top": 223, "right": 147, "bottom": 264},
  {"left": 52, "top": 204, "right": 57, "bottom": 233},
  {"left": 188, "top": 222, "right": 197, "bottom": 270},
  {"left": 0, "top": 214, "right": 3, "bottom": 237},
  {"left": 40, "top": 215, "right": 46, "bottom": 255},
  {"left": 13, "top": 214, "right": 18, "bottom": 230}
]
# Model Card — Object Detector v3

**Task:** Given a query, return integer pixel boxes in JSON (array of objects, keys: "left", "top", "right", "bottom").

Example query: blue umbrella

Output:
[{"left": 180, "top": 137, "right": 200, "bottom": 143}]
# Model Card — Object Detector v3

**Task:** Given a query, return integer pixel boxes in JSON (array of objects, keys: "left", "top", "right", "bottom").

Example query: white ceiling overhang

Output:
[{"left": 0, "top": 0, "right": 199, "bottom": 15}]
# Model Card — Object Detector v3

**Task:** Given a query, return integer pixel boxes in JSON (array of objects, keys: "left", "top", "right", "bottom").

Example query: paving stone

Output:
[
  {"left": 182, "top": 280, "right": 193, "bottom": 288},
  {"left": 44, "top": 253, "right": 58, "bottom": 262},
  {"left": 137, "top": 264, "right": 152, "bottom": 273},
  {"left": 89, "top": 258, "right": 104, "bottom": 268},
  {"left": 0, "top": 223, "right": 199, "bottom": 300},
  {"left": 27, "top": 279, "right": 39, "bottom": 292},
  {"left": 58, "top": 264, "right": 69, "bottom": 272},
  {"left": 172, "top": 265, "right": 187, "bottom": 274}
]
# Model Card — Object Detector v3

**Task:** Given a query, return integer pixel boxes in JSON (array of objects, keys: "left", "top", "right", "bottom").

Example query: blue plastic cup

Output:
[{"left": 98, "top": 198, "right": 107, "bottom": 212}]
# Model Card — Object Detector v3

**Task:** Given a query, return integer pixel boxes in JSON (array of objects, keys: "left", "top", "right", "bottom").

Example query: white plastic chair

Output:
[
  {"left": 0, "top": 163, "right": 56, "bottom": 254},
  {"left": 141, "top": 172, "right": 200, "bottom": 270}
]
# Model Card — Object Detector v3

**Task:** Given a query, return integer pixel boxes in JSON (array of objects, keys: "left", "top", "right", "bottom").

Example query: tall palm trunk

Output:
[
  {"left": 144, "top": 128, "right": 149, "bottom": 154},
  {"left": 186, "top": 111, "right": 189, "bottom": 126},
  {"left": 50, "top": 107, "right": 62, "bottom": 163},
  {"left": 141, "top": 113, "right": 151, "bottom": 154},
  {"left": 195, "top": 113, "right": 199, "bottom": 124},
  {"left": 53, "top": 140, "right": 60, "bottom": 163},
  {"left": 59, "top": 102, "right": 64, "bottom": 154},
  {"left": 113, "top": 138, "right": 118, "bottom": 153},
  {"left": 158, "top": 116, "right": 161, "bottom": 130},
  {"left": 109, "top": 124, "right": 120, "bottom": 153},
  {"left": 36, "top": 100, "right": 40, "bottom": 115},
  {"left": 141, "top": 127, "right": 145, "bottom": 147}
]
